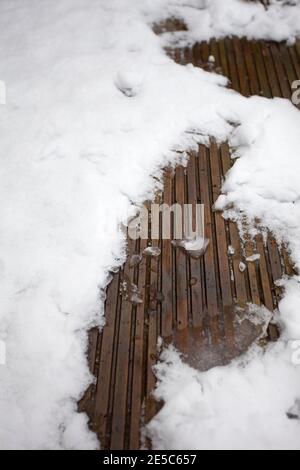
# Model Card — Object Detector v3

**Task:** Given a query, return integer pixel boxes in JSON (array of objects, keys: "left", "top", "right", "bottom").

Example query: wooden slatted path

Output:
[{"left": 79, "top": 36, "right": 299, "bottom": 449}]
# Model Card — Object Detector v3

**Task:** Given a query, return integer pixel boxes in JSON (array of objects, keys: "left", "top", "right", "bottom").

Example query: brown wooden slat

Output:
[
  {"left": 145, "top": 237, "right": 160, "bottom": 426},
  {"left": 220, "top": 145, "right": 248, "bottom": 308},
  {"left": 245, "top": 240, "right": 261, "bottom": 306},
  {"left": 110, "top": 240, "right": 135, "bottom": 450},
  {"left": 199, "top": 145, "right": 220, "bottom": 346},
  {"left": 225, "top": 38, "right": 240, "bottom": 91},
  {"left": 242, "top": 39, "right": 260, "bottom": 96},
  {"left": 218, "top": 39, "right": 230, "bottom": 79},
  {"left": 209, "top": 142, "right": 235, "bottom": 356},
  {"left": 93, "top": 273, "right": 120, "bottom": 448},
  {"left": 129, "top": 238, "right": 148, "bottom": 450},
  {"left": 187, "top": 153, "right": 204, "bottom": 329},
  {"left": 174, "top": 166, "right": 189, "bottom": 354},
  {"left": 252, "top": 40, "right": 272, "bottom": 98},
  {"left": 232, "top": 37, "right": 250, "bottom": 96},
  {"left": 255, "top": 234, "right": 274, "bottom": 312},
  {"left": 161, "top": 169, "right": 174, "bottom": 339},
  {"left": 270, "top": 43, "right": 292, "bottom": 99},
  {"left": 260, "top": 41, "right": 281, "bottom": 98},
  {"left": 279, "top": 43, "right": 297, "bottom": 91}
]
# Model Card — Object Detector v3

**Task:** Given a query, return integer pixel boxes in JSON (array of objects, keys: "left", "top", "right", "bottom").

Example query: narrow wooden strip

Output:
[
  {"left": 242, "top": 39, "right": 260, "bottom": 96},
  {"left": 209, "top": 142, "right": 235, "bottom": 356},
  {"left": 270, "top": 43, "right": 291, "bottom": 99},
  {"left": 210, "top": 38, "right": 221, "bottom": 67},
  {"left": 110, "top": 240, "right": 135, "bottom": 450},
  {"left": 220, "top": 145, "right": 248, "bottom": 308},
  {"left": 255, "top": 234, "right": 274, "bottom": 312},
  {"left": 129, "top": 238, "right": 148, "bottom": 450},
  {"left": 145, "top": 237, "right": 160, "bottom": 425},
  {"left": 93, "top": 273, "right": 120, "bottom": 448},
  {"left": 199, "top": 145, "right": 220, "bottom": 345},
  {"left": 289, "top": 45, "right": 300, "bottom": 79},
  {"left": 187, "top": 153, "right": 203, "bottom": 329},
  {"left": 245, "top": 240, "right": 261, "bottom": 306},
  {"left": 232, "top": 37, "right": 250, "bottom": 96},
  {"left": 279, "top": 43, "right": 297, "bottom": 89},
  {"left": 267, "top": 235, "right": 283, "bottom": 287},
  {"left": 251, "top": 40, "right": 272, "bottom": 97},
  {"left": 224, "top": 38, "right": 240, "bottom": 91},
  {"left": 260, "top": 41, "right": 281, "bottom": 98},
  {"left": 218, "top": 39, "right": 230, "bottom": 80},
  {"left": 161, "top": 169, "right": 174, "bottom": 339},
  {"left": 200, "top": 41, "right": 210, "bottom": 63},
  {"left": 175, "top": 166, "right": 189, "bottom": 331}
]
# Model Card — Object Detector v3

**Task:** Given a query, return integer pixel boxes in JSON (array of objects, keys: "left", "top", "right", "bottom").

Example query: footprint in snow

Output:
[{"left": 115, "top": 71, "right": 143, "bottom": 97}]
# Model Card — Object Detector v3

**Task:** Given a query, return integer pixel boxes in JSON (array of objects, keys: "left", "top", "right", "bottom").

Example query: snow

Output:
[
  {"left": 150, "top": 0, "right": 300, "bottom": 45},
  {"left": 246, "top": 254, "right": 261, "bottom": 263},
  {"left": 0, "top": 0, "right": 300, "bottom": 450},
  {"left": 173, "top": 236, "right": 210, "bottom": 259},
  {"left": 148, "top": 342, "right": 300, "bottom": 450}
]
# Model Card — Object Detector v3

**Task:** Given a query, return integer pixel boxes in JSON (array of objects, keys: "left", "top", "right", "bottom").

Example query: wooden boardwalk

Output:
[{"left": 79, "top": 37, "right": 299, "bottom": 449}]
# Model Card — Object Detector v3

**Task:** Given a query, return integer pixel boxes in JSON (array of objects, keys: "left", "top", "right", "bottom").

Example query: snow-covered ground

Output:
[{"left": 0, "top": 0, "right": 300, "bottom": 450}]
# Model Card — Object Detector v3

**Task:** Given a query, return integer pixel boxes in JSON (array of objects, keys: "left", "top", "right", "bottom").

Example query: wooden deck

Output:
[{"left": 79, "top": 37, "right": 300, "bottom": 449}]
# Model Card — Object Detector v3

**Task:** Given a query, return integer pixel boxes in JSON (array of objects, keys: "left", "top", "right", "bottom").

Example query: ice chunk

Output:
[
  {"left": 144, "top": 246, "right": 161, "bottom": 257},
  {"left": 239, "top": 262, "right": 246, "bottom": 273},
  {"left": 228, "top": 245, "right": 235, "bottom": 256},
  {"left": 246, "top": 254, "right": 261, "bottom": 263},
  {"left": 173, "top": 237, "right": 210, "bottom": 259}
]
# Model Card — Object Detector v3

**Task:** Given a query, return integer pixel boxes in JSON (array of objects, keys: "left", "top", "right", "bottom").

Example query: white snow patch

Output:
[
  {"left": 246, "top": 254, "right": 261, "bottom": 263},
  {"left": 148, "top": 342, "right": 300, "bottom": 450}
]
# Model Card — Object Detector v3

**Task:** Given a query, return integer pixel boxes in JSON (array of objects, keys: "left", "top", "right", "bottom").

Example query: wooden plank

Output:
[
  {"left": 161, "top": 168, "right": 174, "bottom": 339},
  {"left": 260, "top": 41, "right": 281, "bottom": 98},
  {"left": 220, "top": 145, "right": 248, "bottom": 308},
  {"left": 251, "top": 40, "right": 272, "bottom": 97},
  {"left": 242, "top": 39, "right": 260, "bottom": 96},
  {"left": 145, "top": 237, "right": 160, "bottom": 425},
  {"left": 110, "top": 240, "right": 135, "bottom": 450},
  {"left": 209, "top": 142, "right": 235, "bottom": 355},
  {"left": 198, "top": 145, "right": 220, "bottom": 345},
  {"left": 255, "top": 234, "right": 274, "bottom": 312},
  {"left": 174, "top": 166, "right": 189, "bottom": 355},
  {"left": 245, "top": 240, "right": 261, "bottom": 306},
  {"left": 290, "top": 44, "right": 300, "bottom": 80},
  {"left": 200, "top": 41, "right": 210, "bottom": 63},
  {"left": 93, "top": 273, "right": 120, "bottom": 448},
  {"left": 218, "top": 39, "right": 230, "bottom": 79},
  {"left": 192, "top": 43, "right": 201, "bottom": 67},
  {"left": 210, "top": 38, "right": 221, "bottom": 67},
  {"left": 232, "top": 37, "right": 250, "bottom": 96},
  {"left": 187, "top": 153, "right": 204, "bottom": 329},
  {"left": 279, "top": 43, "right": 297, "bottom": 90},
  {"left": 267, "top": 235, "right": 283, "bottom": 289},
  {"left": 129, "top": 238, "right": 148, "bottom": 450},
  {"left": 270, "top": 43, "right": 291, "bottom": 99},
  {"left": 225, "top": 38, "right": 240, "bottom": 91}
]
